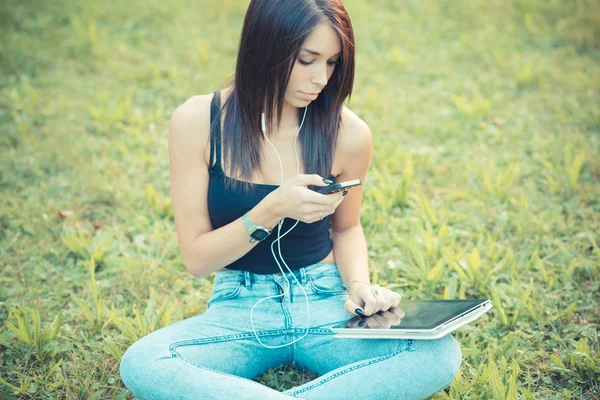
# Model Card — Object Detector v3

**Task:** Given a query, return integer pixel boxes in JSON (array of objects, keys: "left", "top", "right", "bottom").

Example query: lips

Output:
[{"left": 302, "top": 92, "right": 320, "bottom": 100}]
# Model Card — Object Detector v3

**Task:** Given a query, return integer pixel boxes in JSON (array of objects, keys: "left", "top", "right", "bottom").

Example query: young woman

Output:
[{"left": 119, "top": 0, "right": 462, "bottom": 398}]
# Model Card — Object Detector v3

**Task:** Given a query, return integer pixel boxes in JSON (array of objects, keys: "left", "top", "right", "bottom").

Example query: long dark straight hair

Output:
[{"left": 211, "top": 0, "right": 356, "bottom": 195}]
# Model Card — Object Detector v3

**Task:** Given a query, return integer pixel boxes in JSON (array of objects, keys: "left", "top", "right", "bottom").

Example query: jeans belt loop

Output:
[
  {"left": 243, "top": 270, "right": 251, "bottom": 288},
  {"left": 300, "top": 267, "right": 307, "bottom": 286}
]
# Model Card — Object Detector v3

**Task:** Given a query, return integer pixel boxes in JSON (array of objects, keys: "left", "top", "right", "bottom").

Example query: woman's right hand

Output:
[{"left": 268, "top": 174, "right": 347, "bottom": 224}]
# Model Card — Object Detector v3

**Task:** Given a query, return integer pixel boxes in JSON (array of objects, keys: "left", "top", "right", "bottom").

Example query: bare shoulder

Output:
[
  {"left": 168, "top": 93, "right": 215, "bottom": 166},
  {"left": 338, "top": 105, "right": 372, "bottom": 159},
  {"left": 170, "top": 94, "right": 212, "bottom": 130},
  {"left": 167, "top": 92, "right": 219, "bottom": 273}
]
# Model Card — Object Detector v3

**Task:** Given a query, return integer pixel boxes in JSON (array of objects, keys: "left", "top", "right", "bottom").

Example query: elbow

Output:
[
  {"left": 179, "top": 234, "right": 223, "bottom": 279},
  {"left": 176, "top": 231, "right": 205, "bottom": 278},
  {"left": 184, "top": 260, "right": 207, "bottom": 279},
  {"left": 180, "top": 246, "right": 208, "bottom": 279},
  {"left": 182, "top": 254, "right": 210, "bottom": 279},
  {"left": 331, "top": 224, "right": 362, "bottom": 238}
]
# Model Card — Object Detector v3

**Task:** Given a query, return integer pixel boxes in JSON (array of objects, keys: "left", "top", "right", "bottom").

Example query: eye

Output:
[{"left": 298, "top": 59, "right": 341, "bottom": 66}]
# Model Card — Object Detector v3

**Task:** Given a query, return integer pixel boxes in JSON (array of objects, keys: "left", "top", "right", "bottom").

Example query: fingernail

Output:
[
  {"left": 355, "top": 308, "right": 364, "bottom": 316},
  {"left": 358, "top": 320, "right": 366, "bottom": 327},
  {"left": 342, "top": 190, "right": 348, "bottom": 196},
  {"left": 323, "top": 179, "right": 333, "bottom": 184}
]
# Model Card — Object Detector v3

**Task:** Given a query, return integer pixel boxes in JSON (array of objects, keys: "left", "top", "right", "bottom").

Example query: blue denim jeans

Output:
[{"left": 119, "top": 262, "right": 462, "bottom": 399}]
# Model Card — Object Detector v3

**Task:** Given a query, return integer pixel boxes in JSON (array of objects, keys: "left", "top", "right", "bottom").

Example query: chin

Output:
[{"left": 286, "top": 98, "right": 306, "bottom": 108}]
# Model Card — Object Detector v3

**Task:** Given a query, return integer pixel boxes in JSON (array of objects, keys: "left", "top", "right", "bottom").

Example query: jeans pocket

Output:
[
  {"left": 206, "top": 281, "right": 243, "bottom": 308},
  {"left": 308, "top": 275, "right": 347, "bottom": 296}
]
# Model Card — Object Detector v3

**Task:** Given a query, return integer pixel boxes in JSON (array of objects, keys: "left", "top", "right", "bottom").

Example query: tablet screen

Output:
[{"left": 332, "top": 299, "right": 488, "bottom": 330}]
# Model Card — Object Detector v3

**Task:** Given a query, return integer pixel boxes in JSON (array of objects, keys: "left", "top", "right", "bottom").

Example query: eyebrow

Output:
[{"left": 301, "top": 48, "right": 342, "bottom": 57}]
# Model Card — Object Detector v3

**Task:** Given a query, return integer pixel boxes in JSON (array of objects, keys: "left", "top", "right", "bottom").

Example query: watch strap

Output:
[{"left": 242, "top": 212, "right": 271, "bottom": 242}]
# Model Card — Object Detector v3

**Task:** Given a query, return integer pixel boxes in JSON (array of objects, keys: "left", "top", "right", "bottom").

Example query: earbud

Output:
[{"left": 261, "top": 112, "right": 266, "bottom": 134}]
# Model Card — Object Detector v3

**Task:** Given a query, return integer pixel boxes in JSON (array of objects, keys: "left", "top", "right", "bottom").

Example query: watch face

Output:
[{"left": 251, "top": 228, "right": 269, "bottom": 241}]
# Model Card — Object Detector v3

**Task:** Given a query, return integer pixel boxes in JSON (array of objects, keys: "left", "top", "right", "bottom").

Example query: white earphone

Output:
[{"left": 249, "top": 106, "right": 310, "bottom": 348}]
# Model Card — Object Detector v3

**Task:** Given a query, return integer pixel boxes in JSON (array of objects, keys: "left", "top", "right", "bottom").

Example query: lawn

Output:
[{"left": 1, "top": 0, "right": 599, "bottom": 398}]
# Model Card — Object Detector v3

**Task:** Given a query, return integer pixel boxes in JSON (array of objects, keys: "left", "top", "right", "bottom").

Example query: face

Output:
[{"left": 285, "top": 22, "right": 342, "bottom": 107}]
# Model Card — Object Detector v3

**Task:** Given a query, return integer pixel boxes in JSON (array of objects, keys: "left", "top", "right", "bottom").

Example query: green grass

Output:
[{"left": 1, "top": 0, "right": 599, "bottom": 398}]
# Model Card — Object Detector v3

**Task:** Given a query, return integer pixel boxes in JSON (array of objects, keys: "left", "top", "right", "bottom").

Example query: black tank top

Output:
[{"left": 207, "top": 90, "right": 336, "bottom": 274}]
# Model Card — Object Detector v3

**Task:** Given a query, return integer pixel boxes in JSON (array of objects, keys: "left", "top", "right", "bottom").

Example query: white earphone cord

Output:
[{"left": 250, "top": 107, "right": 310, "bottom": 349}]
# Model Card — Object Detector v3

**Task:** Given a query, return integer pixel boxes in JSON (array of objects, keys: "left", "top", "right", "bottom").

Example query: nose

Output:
[{"left": 310, "top": 64, "right": 328, "bottom": 88}]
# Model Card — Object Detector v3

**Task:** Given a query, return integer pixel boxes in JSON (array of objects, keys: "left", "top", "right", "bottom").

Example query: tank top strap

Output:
[{"left": 209, "top": 90, "right": 223, "bottom": 173}]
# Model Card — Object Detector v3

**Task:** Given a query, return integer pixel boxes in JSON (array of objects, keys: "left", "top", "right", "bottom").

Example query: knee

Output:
[
  {"left": 119, "top": 342, "right": 139, "bottom": 392},
  {"left": 119, "top": 339, "right": 154, "bottom": 397},
  {"left": 434, "top": 334, "right": 463, "bottom": 386}
]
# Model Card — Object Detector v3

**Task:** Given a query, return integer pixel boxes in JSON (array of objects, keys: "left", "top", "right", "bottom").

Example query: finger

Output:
[
  {"left": 371, "top": 284, "right": 397, "bottom": 310},
  {"left": 344, "top": 298, "right": 365, "bottom": 317},
  {"left": 293, "top": 174, "right": 333, "bottom": 188},
  {"left": 307, "top": 198, "right": 344, "bottom": 219},
  {"left": 390, "top": 291, "right": 402, "bottom": 308},
  {"left": 334, "top": 193, "right": 346, "bottom": 207},
  {"left": 303, "top": 189, "right": 342, "bottom": 206},
  {"left": 360, "top": 290, "right": 378, "bottom": 316},
  {"left": 308, "top": 210, "right": 333, "bottom": 223},
  {"left": 371, "top": 285, "right": 389, "bottom": 312},
  {"left": 381, "top": 289, "right": 396, "bottom": 311},
  {"left": 314, "top": 201, "right": 341, "bottom": 215},
  {"left": 306, "top": 189, "right": 345, "bottom": 206},
  {"left": 331, "top": 190, "right": 345, "bottom": 202}
]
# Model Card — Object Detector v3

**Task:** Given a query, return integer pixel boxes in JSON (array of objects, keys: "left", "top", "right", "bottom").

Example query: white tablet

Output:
[{"left": 330, "top": 299, "right": 493, "bottom": 340}]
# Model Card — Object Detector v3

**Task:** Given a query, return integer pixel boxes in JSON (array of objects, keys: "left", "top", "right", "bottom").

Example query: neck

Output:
[{"left": 265, "top": 102, "right": 306, "bottom": 139}]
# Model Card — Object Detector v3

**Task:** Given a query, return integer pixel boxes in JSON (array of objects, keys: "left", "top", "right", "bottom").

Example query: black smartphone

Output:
[{"left": 316, "top": 179, "right": 362, "bottom": 195}]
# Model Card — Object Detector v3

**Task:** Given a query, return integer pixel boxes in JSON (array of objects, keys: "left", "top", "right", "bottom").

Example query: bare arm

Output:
[
  {"left": 330, "top": 108, "right": 373, "bottom": 295},
  {"left": 168, "top": 94, "right": 281, "bottom": 279},
  {"left": 186, "top": 200, "right": 281, "bottom": 279}
]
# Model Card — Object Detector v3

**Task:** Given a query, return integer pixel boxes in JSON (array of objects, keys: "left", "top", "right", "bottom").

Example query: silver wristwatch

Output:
[{"left": 242, "top": 212, "right": 272, "bottom": 243}]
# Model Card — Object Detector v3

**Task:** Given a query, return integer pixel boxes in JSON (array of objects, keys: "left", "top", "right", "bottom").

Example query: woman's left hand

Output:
[{"left": 344, "top": 283, "right": 402, "bottom": 316}]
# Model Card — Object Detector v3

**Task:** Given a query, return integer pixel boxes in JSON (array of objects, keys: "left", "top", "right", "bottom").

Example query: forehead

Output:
[{"left": 301, "top": 22, "right": 342, "bottom": 56}]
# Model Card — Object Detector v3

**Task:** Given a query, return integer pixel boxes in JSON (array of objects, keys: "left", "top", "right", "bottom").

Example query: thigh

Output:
[
  {"left": 296, "top": 325, "right": 414, "bottom": 376},
  {"left": 287, "top": 334, "right": 462, "bottom": 400},
  {"left": 292, "top": 294, "right": 460, "bottom": 378},
  {"left": 121, "top": 302, "right": 288, "bottom": 381}
]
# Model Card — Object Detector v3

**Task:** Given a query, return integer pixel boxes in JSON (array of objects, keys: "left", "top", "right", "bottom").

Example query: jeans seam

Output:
[
  {"left": 172, "top": 350, "right": 295, "bottom": 396},
  {"left": 307, "top": 278, "right": 347, "bottom": 295},
  {"left": 275, "top": 282, "right": 294, "bottom": 331},
  {"left": 206, "top": 282, "right": 243, "bottom": 307},
  {"left": 168, "top": 329, "right": 299, "bottom": 355},
  {"left": 293, "top": 339, "right": 414, "bottom": 395}
]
